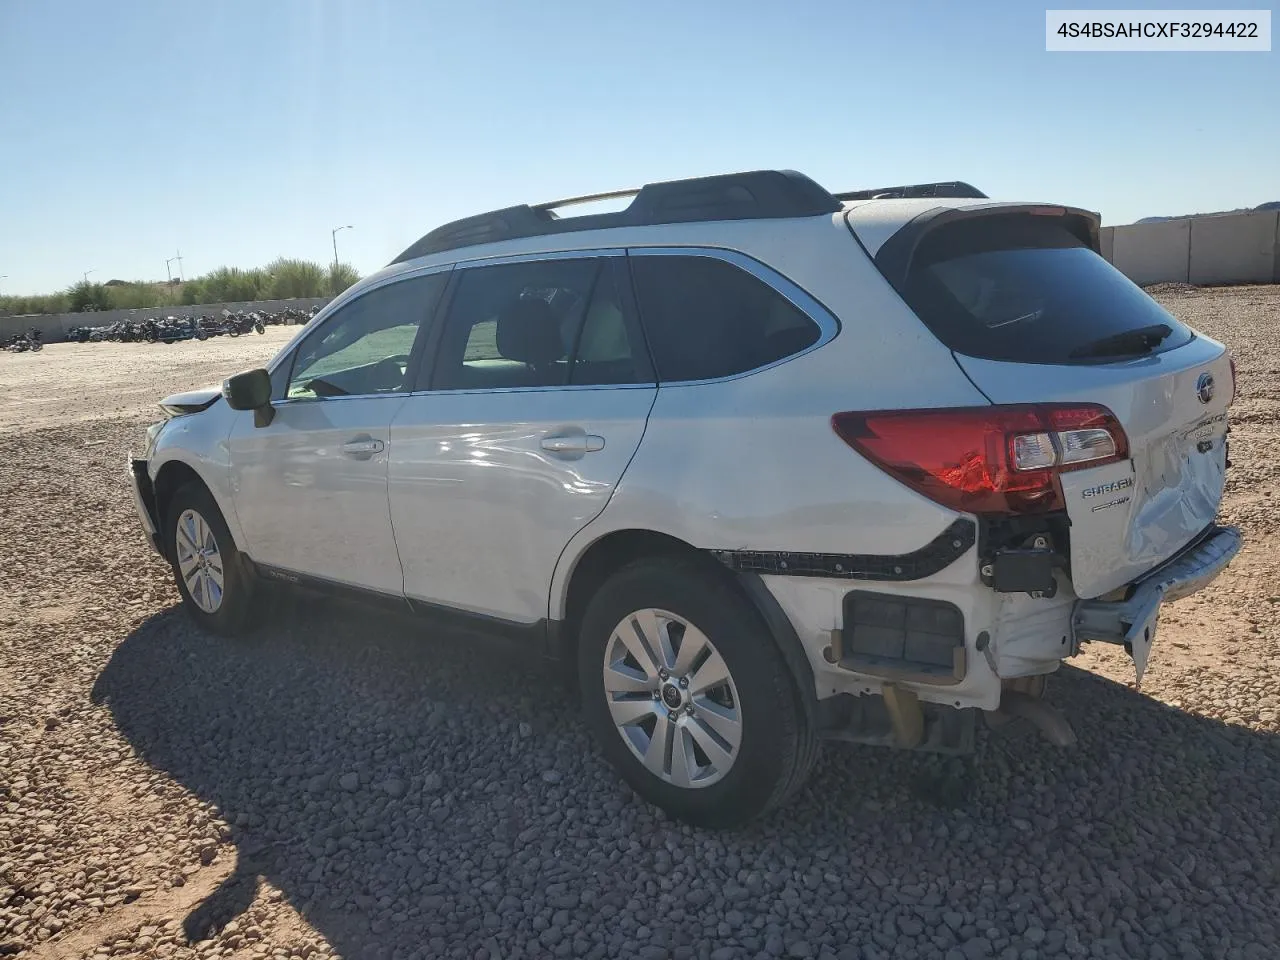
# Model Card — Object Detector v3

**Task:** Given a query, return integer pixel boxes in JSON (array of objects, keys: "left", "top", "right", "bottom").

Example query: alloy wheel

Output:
[
  {"left": 175, "top": 508, "right": 224, "bottom": 614},
  {"left": 601, "top": 608, "right": 743, "bottom": 788}
]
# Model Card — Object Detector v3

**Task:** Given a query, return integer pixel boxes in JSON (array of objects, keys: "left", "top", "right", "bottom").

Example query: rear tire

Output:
[
  {"left": 165, "top": 482, "right": 254, "bottom": 636},
  {"left": 578, "top": 557, "right": 816, "bottom": 828}
]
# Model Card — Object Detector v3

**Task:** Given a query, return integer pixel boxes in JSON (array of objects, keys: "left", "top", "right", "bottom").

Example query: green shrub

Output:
[
  {"left": 264, "top": 258, "right": 328, "bottom": 299},
  {"left": 69, "top": 281, "right": 112, "bottom": 312},
  {"left": 198, "top": 267, "right": 266, "bottom": 303},
  {"left": 0, "top": 292, "right": 70, "bottom": 315},
  {"left": 180, "top": 281, "right": 206, "bottom": 306},
  {"left": 1, "top": 257, "right": 358, "bottom": 314},
  {"left": 105, "top": 282, "right": 179, "bottom": 310},
  {"left": 328, "top": 262, "right": 360, "bottom": 296}
]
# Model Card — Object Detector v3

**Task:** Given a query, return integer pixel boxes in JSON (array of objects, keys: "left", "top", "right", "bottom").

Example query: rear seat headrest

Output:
[{"left": 495, "top": 296, "right": 564, "bottom": 366}]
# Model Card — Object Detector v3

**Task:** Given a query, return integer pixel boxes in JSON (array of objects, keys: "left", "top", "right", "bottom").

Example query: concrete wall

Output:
[
  {"left": 1, "top": 297, "right": 330, "bottom": 343},
  {"left": 1187, "top": 211, "right": 1280, "bottom": 286},
  {"left": 1111, "top": 219, "right": 1191, "bottom": 286},
  {"left": 1099, "top": 226, "right": 1115, "bottom": 263},
  {"left": 1106, "top": 210, "right": 1280, "bottom": 287}
]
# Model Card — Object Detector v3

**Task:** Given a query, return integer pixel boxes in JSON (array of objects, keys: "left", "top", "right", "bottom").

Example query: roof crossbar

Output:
[
  {"left": 536, "top": 187, "right": 641, "bottom": 213},
  {"left": 834, "top": 181, "right": 987, "bottom": 202}
]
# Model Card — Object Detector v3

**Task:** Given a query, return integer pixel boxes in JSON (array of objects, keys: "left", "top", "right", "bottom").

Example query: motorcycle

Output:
[
  {"left": 61, "top": 303, "right": 314, "bottom": 347},
  {"left": 218, "top": 310, "right": 266, "bottom": 336},
  {"left": 3, "top": 329, "right": 44, "bottom": 352}
]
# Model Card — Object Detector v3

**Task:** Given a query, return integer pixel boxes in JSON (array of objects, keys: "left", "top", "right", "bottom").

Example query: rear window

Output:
[{"left": 897, "top": 214, "right": 1194, "bottom": 364}]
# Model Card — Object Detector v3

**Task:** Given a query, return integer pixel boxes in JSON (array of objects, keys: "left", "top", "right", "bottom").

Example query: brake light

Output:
[{"left": 831, "top": 404, "right": 1129, "bottom": 515}]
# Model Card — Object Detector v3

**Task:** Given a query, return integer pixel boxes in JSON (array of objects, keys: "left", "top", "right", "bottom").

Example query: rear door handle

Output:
[
  {"left": 540, "top": 433, "right": 605, "bottom": 456},
  {"left": 341, "top": 437, "right": 385, "bottom": 459}
]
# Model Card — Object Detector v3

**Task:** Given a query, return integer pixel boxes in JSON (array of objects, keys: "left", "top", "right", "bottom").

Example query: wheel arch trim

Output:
[
  {"left": 149, "top": 453, "right": 244, "bottom": 559},
  {"left": 550, "top": 525, "right": 818, "bottom": 715}
]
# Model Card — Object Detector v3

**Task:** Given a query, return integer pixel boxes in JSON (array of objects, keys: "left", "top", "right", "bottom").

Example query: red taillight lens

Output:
[{"left": 831, "top": 404, "right": 1129, "bottom": 515}]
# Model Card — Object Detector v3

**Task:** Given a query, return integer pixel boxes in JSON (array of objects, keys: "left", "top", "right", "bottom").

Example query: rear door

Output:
[
  {"left": 860, "top": 209, "right": 1233, "bottom": 599},
  {"left": 387, "top": 253, "right": 657, "bottom": 624}
]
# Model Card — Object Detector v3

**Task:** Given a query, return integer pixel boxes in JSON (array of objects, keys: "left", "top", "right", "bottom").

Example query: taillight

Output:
[{"left": 831, "top": 404, "right": 1129, "bottom": 515}]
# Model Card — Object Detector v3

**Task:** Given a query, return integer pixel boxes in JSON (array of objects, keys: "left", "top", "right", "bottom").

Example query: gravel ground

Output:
[{"left": 1, "top": 288, "right": 1278, "bottom": 960}]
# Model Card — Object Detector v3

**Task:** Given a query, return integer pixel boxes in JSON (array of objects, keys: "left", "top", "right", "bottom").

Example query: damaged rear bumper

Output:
[{"left": 1071, "top": 524, "right": 1242, "bottom": 649}]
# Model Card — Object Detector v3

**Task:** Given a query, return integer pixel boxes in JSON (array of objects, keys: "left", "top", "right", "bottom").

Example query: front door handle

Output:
[
  {"left": 341, "top": 436, "right": 385, "bottom": 459},
  {"left": 540, "top": 433, "right": 605, "bottom": 457}
]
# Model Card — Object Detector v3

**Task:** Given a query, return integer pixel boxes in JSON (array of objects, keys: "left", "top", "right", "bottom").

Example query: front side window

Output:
[
  {"left": 430, "top": 257, "right": 650, "bottom": 390},
  {"left": 628, "top": 254, "right": 821, "bottom": 382},
  {"left": 287, "top": 273, "right": 448, "bottom": 399}
]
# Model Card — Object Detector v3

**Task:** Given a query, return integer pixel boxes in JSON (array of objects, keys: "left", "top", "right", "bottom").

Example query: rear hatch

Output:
[{"left": 849, "top": 204, "right": 1233, "bottom": 599}]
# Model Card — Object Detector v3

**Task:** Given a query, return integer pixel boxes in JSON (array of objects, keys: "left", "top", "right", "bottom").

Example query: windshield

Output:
[{"left": 899, "top": 214, "right": 1195, "bottom": 364}]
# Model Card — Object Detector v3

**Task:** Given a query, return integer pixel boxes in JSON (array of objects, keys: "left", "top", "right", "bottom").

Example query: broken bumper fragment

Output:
[
  {"left": 1071, "top": 525, "right": 1242, "bottom": 683},
  {"left": 128, "top": 456, "right": 165, "bottom": 558}
]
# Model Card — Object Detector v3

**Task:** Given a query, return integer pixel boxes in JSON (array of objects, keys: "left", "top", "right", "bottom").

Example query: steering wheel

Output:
[{"left": 373, "top": 354, "right": 413, "bottom": 391}]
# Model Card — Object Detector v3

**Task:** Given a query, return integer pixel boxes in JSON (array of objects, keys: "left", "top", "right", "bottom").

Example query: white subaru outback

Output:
[{"left": 129, "top": 170, "right": 1241, "bottom": 827}]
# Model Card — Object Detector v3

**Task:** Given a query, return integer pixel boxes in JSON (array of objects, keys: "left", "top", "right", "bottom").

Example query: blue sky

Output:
[{"left": 0, "top": 0, "right": 1275, "bottom": 295}]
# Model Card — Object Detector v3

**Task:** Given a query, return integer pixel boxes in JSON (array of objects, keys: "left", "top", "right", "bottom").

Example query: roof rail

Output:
[
  {"left": 834, "top": 181, "right": 987, "bottom": 202},
  {"left": 390, "top": 170, "right": 843, "bottom": 263}
]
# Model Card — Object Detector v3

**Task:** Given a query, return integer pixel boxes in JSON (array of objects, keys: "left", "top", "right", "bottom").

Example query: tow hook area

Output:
[{"left": 984, "top": 678, "right": 1078, "bottom": 747}]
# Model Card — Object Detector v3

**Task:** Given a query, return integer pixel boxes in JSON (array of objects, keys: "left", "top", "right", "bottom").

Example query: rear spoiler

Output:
[
  {"left": 871, "top": 203, "right": 1102, "bottom": 291},
  {"left": 835, "top": 181, "right": 987, "bottom": 202}
]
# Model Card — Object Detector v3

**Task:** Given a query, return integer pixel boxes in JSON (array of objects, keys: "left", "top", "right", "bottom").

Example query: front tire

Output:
[
  {"left": 578, "top": 557, "right": 816, "bottom": 828},
  {"left": 165, "top": 482, "right": 253, "bottom": 636}
]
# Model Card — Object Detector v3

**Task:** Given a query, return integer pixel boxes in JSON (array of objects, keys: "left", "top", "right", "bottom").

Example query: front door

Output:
[
  {"left": 228, "top": 270, "right": 450, "bottom": 594},
  {"left": 388, "top": 254, "right": 657, "bottom": 623}
]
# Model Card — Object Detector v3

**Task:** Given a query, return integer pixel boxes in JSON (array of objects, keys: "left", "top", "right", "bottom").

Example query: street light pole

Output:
[
  {"left": 331, "top": 225, "right": 353, "bottom": 272},
  {"left": 83, "top": 269, "right": 96, "bottom": 283},
  {"left": 331, "top": 225, "right": 354, "bottom": 295}
]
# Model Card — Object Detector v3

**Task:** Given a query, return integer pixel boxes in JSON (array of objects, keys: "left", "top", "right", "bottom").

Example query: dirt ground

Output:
[
  {"left": 1, "top": 290, "right": 1278, "bottom": 960},
  {"left": 0, "top": 328, "right": 301, "bottom": 434}
]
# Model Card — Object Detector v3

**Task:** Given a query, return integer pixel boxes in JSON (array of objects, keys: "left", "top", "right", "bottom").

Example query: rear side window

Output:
[
  {"left": 431, "top": 258, "right": 598, "bottom": 390},
  {"left": 629, "top": 255, "right": 821, "bottom": 382},
  {"left": 427, "top": 257, "right": 653, "bottom": 390},
  {"left": 898, "top": 214, "right": 1194, "bottom": 364}
]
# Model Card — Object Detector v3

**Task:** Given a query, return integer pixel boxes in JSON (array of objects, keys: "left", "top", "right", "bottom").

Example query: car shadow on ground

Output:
[{"left": 92, "top": 592, "right": 1280, "bottom": 960}]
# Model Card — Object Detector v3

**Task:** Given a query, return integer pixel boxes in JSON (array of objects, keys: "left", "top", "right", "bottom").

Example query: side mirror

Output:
[{"left": 222, "top": 368, "right": 275, "bottom": 427}]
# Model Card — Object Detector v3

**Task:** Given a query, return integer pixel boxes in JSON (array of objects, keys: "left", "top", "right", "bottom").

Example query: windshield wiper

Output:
[{"left": 1069, "top": 323, "right": 1173, "bottom": 360}]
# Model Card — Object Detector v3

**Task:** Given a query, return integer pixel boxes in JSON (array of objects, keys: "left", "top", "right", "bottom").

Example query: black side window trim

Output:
[
  {"left": 404, "top": 268, "right": 460, "bottom": 391},
  {"left": 406, "top": 267, "right": 462, "bottom": 393},
  {"left": 622, "top": 247, "right": 839, "bottom": 385},
  {"left": 573, "top": 257, "right": 657, "bottom": 386}
]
